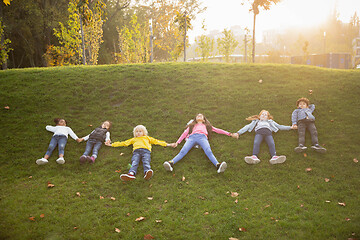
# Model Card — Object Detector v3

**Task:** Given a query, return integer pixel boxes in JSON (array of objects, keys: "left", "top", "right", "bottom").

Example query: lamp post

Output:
[
  {"left": 149, "top": 19, "right": 153, "bottom": 63},
  {"left": 323, "top": 31, "right": 326, "bottom": 54}
]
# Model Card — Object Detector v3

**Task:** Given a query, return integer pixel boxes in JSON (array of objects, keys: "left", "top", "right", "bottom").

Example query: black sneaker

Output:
[
  {"left": 311, "top": 144, "right": 327, "bottom": 153},
  {"left": 294, "top": 144, "right": 307, "bottom": 153}
]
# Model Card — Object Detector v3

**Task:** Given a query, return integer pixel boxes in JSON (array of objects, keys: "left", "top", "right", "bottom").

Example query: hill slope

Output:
[{"left": 0, "top": 63, "right": 359, "bottom": 239}]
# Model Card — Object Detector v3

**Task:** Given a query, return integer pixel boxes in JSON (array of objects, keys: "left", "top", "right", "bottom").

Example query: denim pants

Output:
[
  {"left": 171, "top": 134, "right": 219, "bottom": 166},
  {"left": 45, "top": 135, "right": 68, "bottom": 156},
  {"left": 83, "top": 139, "right": 102, "bottom": 158},
  {"left": 252, "top": 128, "right": 276, "bottom": 157},
  {"left": 129, "top": 148, "right": 151, "bottom": 175},
  {"left": 297, "top": 119, "right": 318, "bottom": 145}
]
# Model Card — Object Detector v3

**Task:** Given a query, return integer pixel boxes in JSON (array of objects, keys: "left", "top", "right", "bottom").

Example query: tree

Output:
[
  {"left": 195, "top": 21, "right": 214, "bottom": 61},
  {"left": 246, "top": 0, "right": 280, "bottom": 63},
  {"left": 0, "top": 19, "right": 12, "bottom": 69},
  {"left": 217, "top": 29, "right": 238, "bottom": 63}
]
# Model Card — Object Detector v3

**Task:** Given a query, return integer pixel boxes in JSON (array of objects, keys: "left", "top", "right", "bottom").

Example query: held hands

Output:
[
  {"left": 230, "top": 133, "right": 239, "bottom": 139},
  {"left": 76, "top": 138, "right": 84, "bottom": 143},
  {"left": 167, "top": 143, "right": 178, "bottom": 148},
  {"left": 105, "top": 141, "right": 112, "bottom": 146},
  {"left": 291, "top": 124, "right": 298, "bottom": 130}
]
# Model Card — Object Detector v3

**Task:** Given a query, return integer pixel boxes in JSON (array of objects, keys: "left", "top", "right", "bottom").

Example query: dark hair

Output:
[
  {"left": 54, "top": 118, "right": 67, "bottom": 125},
  {"left": 186, "top": 114, "right": 213, "bottom": 138}
]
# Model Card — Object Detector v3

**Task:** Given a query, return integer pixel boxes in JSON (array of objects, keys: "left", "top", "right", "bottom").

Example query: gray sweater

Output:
[{"left": 291, "top": 104, "right": 315, "bottom": 125}]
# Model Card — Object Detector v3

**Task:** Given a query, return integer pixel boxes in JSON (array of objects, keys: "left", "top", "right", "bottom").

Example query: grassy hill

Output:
[{"left": 0, "top": 63, "right": 359, "bottom": 239}]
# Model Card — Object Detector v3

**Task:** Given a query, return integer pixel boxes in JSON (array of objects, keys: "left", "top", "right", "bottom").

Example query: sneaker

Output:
[
  {"left": 163, "top": 161, "right": 174, "bottom": 172},
  {"left": 269, "top": 155, "right": 286, "bottom": 165},
  {"left": 79, "top": 155, "right": 87, "bottom": 164},
  {"left": 89, "top": 156, "right": 96, "bottom": 163},
  {"left": 56, "top": 157, "right": 65, "bottom": 164},
  {"left": 120, "top": 172, "right": 136, "bottom": 181},
  {"left": 294, "top": 144, "right": 307, "bottom": 153},
  {"left": 144, "top": 169, "right": 153, "bottom": 180},
  {"left": 86, "top": 156, "right": 92, "bottom": 163},
  {"left": 311, "top": 144, "right": 327, "bottom": 153},
  {"left": 217, "top": 161, "right": 227, "bottom": 173},
  {"left": 36, "top": 158, "right": 48, "bottom": 165},
  {"left": 244, "top": 155, "right": 261, "bottom": 164}
]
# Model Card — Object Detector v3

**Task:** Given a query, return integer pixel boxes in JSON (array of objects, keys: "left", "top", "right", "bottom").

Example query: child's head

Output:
[
  {"left": 133, "top": 125, "right": 148, "bottom": 137},
  {"left": 246, "top": 110, "right": 273, "bottom": 121},
  {"left": 296, "top": 97, "right": 310, "bottom": 109},
  {"left": 54, "top": 118, "right": 67, "bottom": 126},
  {"left": 101, "top": 120, "right": 112, "bottom": 130}
]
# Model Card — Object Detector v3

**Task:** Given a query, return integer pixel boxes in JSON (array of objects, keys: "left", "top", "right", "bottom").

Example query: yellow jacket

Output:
[{"left": 111, "top": 136, "right": 167, "bottom": 152}]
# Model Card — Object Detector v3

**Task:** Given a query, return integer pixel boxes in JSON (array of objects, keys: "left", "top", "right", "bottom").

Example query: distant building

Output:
[{"left": 291, "top": 53, "right": 352, "bottom": 69}]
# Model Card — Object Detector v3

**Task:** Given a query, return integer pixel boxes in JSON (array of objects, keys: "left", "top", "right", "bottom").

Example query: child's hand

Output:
[
  {"left": 77, "top": 138, "right": 84, "bottom": 143},
  {"left": 291, "top": 124, "right": 297, "bottom": 130},
  {"left": 168, "top": 143, "right": 177, "bottom": 148},
  {"left": 231, "top": 133, "right": 239, "bottom": 139},
  {"left": 105, "top": 142, "right": 112, "bottom": 146}
]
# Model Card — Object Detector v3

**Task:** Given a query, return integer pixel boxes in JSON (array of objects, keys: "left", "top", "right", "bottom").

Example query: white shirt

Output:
[{"left": 46, "top": 125, "right": 79, "bottom": 140}]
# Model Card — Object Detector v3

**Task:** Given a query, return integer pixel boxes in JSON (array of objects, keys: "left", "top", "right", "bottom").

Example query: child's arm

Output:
[
  {"left": 82, "top": 130, "right": 95, "bottom": 142},
  {"left": 45, "top": 125, "right": 56, "bottom": 133},
  {"left": 111, "top": 138, "right": 134, "bottom": 147},
  {"left": 67, "top": 127, "right": 82, "bottom": 142},
  {"left": 105, "top": 132, "right": 111, "bottom": 144},
  {"left": 148, "top": 137, "right": 168, "bottom": 147},
  {"left": 291, "top": 109, "right": 298, "bottom": 127},
  {"left": 176, "top": 127, "right": 190, "bottom": 144},
  {"left": 309, "top": 104, "right": 315, "bottom": 112},
  {"left": 211, "top": 126, "right": 231, "bottom": 136},
  {"left": 272, "top": 121, "right": 291, "bottom": 131}
]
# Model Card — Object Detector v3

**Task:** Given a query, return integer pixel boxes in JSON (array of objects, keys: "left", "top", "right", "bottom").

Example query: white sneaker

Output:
[
  {"left": 144, "top": 169, "right": 153, "bottom": 180},
  {"left": 56, "top": 157, "right": 65, "bottom": 164},
  {"left": 217, "top": 161, "right": 227, "bottom": 173},
  {"left": 36, "top": 158, "right": 48, "bottom": 165},
  {"left": 244, "top": 155, "right": 261, "bottom": 164},
  {"left": 163, "top": 161, "right": 173, "bottom": 172},
  {"left": 120, "top": 173, "right": 136, "bottom": 181},
  {"left": 269, "top": 155, "right": 286, "bottom": 165}
]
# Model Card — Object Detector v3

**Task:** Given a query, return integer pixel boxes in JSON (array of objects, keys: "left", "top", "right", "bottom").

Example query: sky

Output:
[{"left": 188, "top": 0, "right": 360, "bottom": 43}]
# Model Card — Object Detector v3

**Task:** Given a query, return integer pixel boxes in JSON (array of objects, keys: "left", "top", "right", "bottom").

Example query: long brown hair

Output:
[
  {"left": 245, "top": 110, "right": 273, "bottom": 121},
  {"left": 186, "top": 113, "right": 213, "bottom": 137}
]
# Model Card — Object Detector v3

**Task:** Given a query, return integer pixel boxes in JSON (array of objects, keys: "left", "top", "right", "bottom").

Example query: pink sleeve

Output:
[
  {"left": 211, "top": 126, "right": 231, "bottom": 136},
  {"left": 176, "top": 127, "right": 190, "bottom": 144}
]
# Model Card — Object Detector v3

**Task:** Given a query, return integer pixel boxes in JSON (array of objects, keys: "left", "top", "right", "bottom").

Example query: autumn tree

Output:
[
  {"left": 245, "top": 0, "right": 281, "bottom": 62},
  {"left": 195, "top": 22, "right": 214, "bottom": 61},
  {"left": 217, "top": 29, "right": 238, "bottom": 63}
]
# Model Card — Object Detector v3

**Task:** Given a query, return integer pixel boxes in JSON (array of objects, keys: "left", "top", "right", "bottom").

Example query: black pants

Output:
[{"left": 297, "top": 119, "right": 318, "bottom": 145}]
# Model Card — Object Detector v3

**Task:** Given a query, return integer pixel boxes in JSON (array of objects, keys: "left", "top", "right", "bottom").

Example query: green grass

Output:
[{"left": 0, "top": 63, "right": 359, "bottom": 239}]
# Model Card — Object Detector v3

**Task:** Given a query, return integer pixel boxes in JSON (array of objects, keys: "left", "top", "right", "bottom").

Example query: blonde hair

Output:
[
  {"left": 246, "top": 110, "right": 273, "bottom": 121},
  {"left": 296, "top": 97, "right": 310, "bottom": 107},
  {"left": 133, "top": 125, "right": 148, "bottom": 137}
]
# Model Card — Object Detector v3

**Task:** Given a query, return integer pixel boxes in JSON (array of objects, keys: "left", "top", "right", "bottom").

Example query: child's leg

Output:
[
  {"left": 83, "top": 140, "right": 95, "bottom": 156},
  {"left": 307, "top": 121, "right": 319, "bottom": 145},
  {"left": 44, "top": 136, "right": 59, "bottom": 158},
  {"left": 129, "top": 150, "right": 141, "bottom": 175},
  {"left": 57, "top": 136, "right": 68, "bottom": 157},
  {"left": 91, "top": 141, "right": 103, "bottom": 159},
  {"left": 171, "top": 136, "right": 197, "bottom": 164},
  {"left": 252, "top": 133, "right": 264, "bottom": 156},
  {"left": 297, "top": 121, "right": 307, "bottom": 145},
  {"left": 197, "top": 135, "right": 218, "bottom": 166},
  {"left": 264, "top": 134, "right": 276, "bottom": 157},
  {"left": 141, "top": 149, "right": 152, "bottom": 174}
]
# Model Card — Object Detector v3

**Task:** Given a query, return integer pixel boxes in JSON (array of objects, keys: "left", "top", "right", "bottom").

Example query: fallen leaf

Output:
[
  {"left": 308, "top": 90, "right": 313, "bottom": 94},
  {"left": 182, "top": 176, "right": 186, "bottom": 181},
  {"left": 88, "top": 125, "right": 93, "bottom": 127},
  {"left": 4, "top": 106, "right": 10, "bottom": 109},
  {"left": 264, "top": 204, "right": 271, "bottom": 209},
  {"left": 353, "top": 158, "right": 358, "bottom": 163},
  {"left": 155, "top": 219, "right": 162, "bottom": 223},
  {"left": 271, "top": 217, "right": 279, "bottom": 222},
  {"left": 229, "top": 238, "right": 240, "bottom": 240},
  {"left": 235, "top": 199, "right": 238, "bottom": 204},
  {"left": 120, "top": 153, "right": 124, "bottom": 156},
  {"left": 204, "top": 212, "right": 209, "bottom": 215},
  {"left": 28, "top": 176, "right": 33, "bottom": 179},
  {"left": 330, "top": 119, "right": 334, "bottom": 122},
  {"left": 144, "top": 234, "right": 155, "bottom": 240},
  {"left": 115, "top": 169, "right": 121, "bottom": 173},
  {"left": 345, "top": 218, "right": 351, "bottom": 221},
  {"left": 29, "top": 216, "right": 35, "bottom": 221},
  {"left": 239, "top": 227, "right": 247, "bottom": 232},
  {"left": 244, "top": 208, "right": 248, "bottom": 210},
  {"left": 231, "top": 192, "right": 239, "bottom": 197},
  {"left": 73, "top": 227, "right": 78, "bottom": 230},
  {"left": 258, "top": 79, "right": 263, "bottom": 83},
  {"left": 147, "top": 197, "right": 153, "bottom": 200},
  {"left": 47, "top": 182, "right": 55, "bottom": 188},
  {"left": 99, "top": 196, "right": 104, "bottom": 199},
  {"left": 300, "top": 204, "right": 304, "bottom": 208},
  {"left": 135, "top": 216, "right": 145, "bottom": 222},
  {"left": 198, "top": 196, "right": 205, "bottom": 200},
  {"left": 338, "top": 202, "right": 346, "bottom": 206},
  {"left": 325, "top": 200, "right": 331, "bottom": 203},
  {"left": 76, "top": 192, "right": 81, "bottom": 197},
  {"left": 126, "top": 213, "right": 131, "bottom": 216},
  {"left": 110, "top": 197, "right": 116, "bottom": 201},
  {"left": 115, "top": 228, "right": 121, "bottom": 233},
  {"left": 164, "top": 200, "right": 168, "bottom": 203},
  {"left": 186, "top": 181, "right": 189, "bottom": 184},
  {"left": 324, "top": 178, "right": 330, "bottom": 182},
  {"left": 40, "top": 214, "right": 45, "bottom": 218},
  {"left": 297, "top": 185, "right": 300, "bottom": 189},
  {"left": 303, "top": 153, "right": 307, "bottom": 157},
  {"left": 305, "top": 168, "right": 312, "bottom": 172}
]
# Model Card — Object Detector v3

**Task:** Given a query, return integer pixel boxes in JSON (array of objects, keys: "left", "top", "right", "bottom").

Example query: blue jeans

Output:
[
  {"left": 45, "top": 135, "right": 68, "bottom": 156},
  {"left": 253, "top": 128, "right": 276, "bottom": 157},
  {"left": 83, "top": 139, "right": 102, "bottom": 158},
  {"left": 171, "top": 134, "right": 219, "bottom": 166},
  {"left": 129, "top": 148, "right": 151, "bottom": 175}
]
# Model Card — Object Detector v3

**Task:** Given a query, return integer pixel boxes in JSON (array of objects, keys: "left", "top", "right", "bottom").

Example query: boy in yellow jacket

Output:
[{"left": 106, "top": 125, "right": 175, "bottom": 181}]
